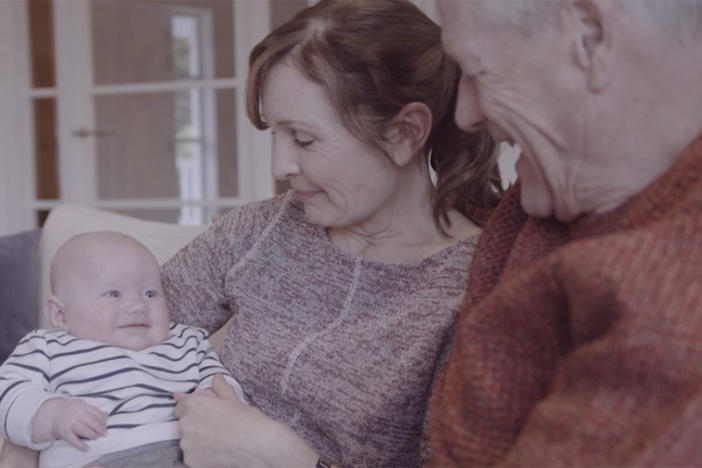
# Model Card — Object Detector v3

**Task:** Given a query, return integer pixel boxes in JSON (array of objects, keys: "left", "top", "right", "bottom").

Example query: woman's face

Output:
[{"left": 261, "top": 62, "right": 400, "bottom": 229}]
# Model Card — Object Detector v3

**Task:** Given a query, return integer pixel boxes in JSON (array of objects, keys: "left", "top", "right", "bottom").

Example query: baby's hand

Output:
[{"left": 33, "top": 398, "right": 107, "bottom": 451}]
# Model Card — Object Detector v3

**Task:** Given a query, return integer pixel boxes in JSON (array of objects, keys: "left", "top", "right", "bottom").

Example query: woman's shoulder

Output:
[
  {"left": 220, "top": 191, "right": 293, "bottom": 224},
  {"left": 203, "top": 192, "right": 297, "bottom": 249}
]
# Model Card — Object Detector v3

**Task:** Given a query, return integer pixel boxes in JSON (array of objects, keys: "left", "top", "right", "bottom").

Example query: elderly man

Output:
[{"left": 431, "top": 0, "right": 702, "bottom": 467}]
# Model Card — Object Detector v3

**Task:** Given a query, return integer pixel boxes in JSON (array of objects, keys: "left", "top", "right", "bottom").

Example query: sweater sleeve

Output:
[
  {"left": 161, "top": 194, "right": 289, "bottom": 334},
  {"left": 0, "top": 330, "right": 61, "bottom": 449},
  {"left": 161, "top": 210, "right": 241, "bottom": 333}
]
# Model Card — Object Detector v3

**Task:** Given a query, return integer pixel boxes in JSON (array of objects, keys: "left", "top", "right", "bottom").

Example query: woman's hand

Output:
[{"left": 174, "top": 375, "right": 318, "bottom": 468}]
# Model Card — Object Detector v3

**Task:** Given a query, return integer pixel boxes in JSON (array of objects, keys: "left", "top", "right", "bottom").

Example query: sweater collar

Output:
[{"left": 569, "top": 132, "right": 702, "bottom": 240}]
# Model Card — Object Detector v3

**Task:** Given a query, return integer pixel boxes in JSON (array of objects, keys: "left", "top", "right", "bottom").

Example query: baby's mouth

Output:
[{"left": 119, "top": 323, "right": 149, "bottom": 328}]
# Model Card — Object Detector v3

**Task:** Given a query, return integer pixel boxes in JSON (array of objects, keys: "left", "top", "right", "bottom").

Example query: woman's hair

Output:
[{"left": 247, "top": 0, "right": 502, "bottom": 230}]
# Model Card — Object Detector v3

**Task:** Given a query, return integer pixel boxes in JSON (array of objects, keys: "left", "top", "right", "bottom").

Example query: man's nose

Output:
[
  {"left": 270, "top": 138, "right": 302, "bottom": 181},
  {"left": 454, "top": 75, "right": 486, "bottom": 132}
]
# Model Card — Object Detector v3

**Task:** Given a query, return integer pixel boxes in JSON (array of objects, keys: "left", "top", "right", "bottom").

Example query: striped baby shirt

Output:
[{"left": 0, "top": 321, "right": 244, "bottom": 468}]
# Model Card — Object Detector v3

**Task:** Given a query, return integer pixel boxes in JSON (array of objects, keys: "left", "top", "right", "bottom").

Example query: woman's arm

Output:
[
  {"left": 174, "top": 375, "right": 335, "bottom": 468},
  {"left": 0, "top": 440, "right": 38, "bottom": 468},
  {"left": 161, "top": 218, "right": 238, "bottom": 332}
]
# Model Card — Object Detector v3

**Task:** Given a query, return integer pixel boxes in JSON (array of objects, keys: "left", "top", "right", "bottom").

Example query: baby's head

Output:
[{"left": 47, "top": 231, "right": 169, "bottom": 350}]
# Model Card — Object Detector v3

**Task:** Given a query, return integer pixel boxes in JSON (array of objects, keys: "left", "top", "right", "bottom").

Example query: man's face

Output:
[{"left": 438, "top": 0, "right": 590, "bottom": 220}]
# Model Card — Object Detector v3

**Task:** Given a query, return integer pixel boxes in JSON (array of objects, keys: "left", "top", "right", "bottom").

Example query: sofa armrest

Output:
[{"left": 0, "top": 229, "right": 40, "bottom": 363}]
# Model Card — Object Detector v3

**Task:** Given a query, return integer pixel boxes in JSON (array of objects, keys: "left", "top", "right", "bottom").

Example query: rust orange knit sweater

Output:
[{"left": 429, "top": 134, "right": 702, "bottom": 467}]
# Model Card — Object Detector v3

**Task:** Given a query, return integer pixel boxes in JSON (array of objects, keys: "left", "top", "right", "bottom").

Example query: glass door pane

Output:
[
  {"left": 87, "top": 0, "right": 240, "bottom": 224},
  {"left": 25, "top": 0, "right": 273, "bottom": 228},
  {"left": 93, "top": 90, "right": 239, "bottom": 212},
  {"left": 91, "top": 0, "right": 235, "bottom": 84}
]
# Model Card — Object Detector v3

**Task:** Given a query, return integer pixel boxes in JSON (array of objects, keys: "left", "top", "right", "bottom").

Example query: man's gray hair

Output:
[
  {"left": 619, "top": 0, "right": 702, "bottom": 42},
  {"left": 487, "top": 0, "right": 702, "bottom": 42}
]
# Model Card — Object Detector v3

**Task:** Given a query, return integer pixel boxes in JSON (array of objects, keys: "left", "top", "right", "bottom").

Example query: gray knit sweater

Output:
[{"left": 161, "top": 192, "right": 476, "bottom": 467}]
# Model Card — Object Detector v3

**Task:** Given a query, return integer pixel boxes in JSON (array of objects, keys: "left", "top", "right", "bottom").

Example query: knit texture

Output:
[
  {"left": 429, "top": 134, "right": 702, "bottom": 467},
  {"left": 161, "top": 192, "right": 477, "bottom": 468}
]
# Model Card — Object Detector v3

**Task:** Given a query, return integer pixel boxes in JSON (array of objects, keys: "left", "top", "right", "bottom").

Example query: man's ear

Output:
[
  {"left": 45, "top": 295, "right": 68, "bottom": 331},
  {"left": 383, "top": 102, "right": 433, "bottom": 167},
  {"left": 564, "top": 0, "right": 615, "bottom": 92}
]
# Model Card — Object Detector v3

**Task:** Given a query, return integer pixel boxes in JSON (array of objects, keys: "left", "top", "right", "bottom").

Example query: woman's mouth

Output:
[{"left": 294, "top": 190, "right": 321, "bottom": 202}]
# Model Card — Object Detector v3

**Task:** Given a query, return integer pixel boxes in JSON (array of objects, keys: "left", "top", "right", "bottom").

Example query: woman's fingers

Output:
[
  {"left": 173, "top": 391, "right": 189, "bottom": 402},
  {"left": 211, "top": 374, "right": 242, "bottom": 403}
]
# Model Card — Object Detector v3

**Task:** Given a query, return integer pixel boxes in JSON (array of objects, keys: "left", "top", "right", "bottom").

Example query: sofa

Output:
[{"left": 0, "top": 205, "right": 228, "bottom": 457}]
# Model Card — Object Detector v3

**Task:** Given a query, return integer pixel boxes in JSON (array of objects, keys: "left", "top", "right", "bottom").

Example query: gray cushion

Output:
[{"left": 0, "top": 229, "right": 40, "bottom": 363}]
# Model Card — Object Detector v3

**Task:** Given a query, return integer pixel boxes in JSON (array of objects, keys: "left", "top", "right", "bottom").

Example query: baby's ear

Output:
[{"left": 45, "top": 295, "right": 68, "bottom": 331}]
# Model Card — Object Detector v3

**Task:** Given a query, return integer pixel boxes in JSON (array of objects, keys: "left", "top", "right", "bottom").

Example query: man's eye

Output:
[
  {"left": 106, "top": 290, "right": 120, "bottom": 298},
  {"left": 144, "top": 290, "right": 158, "bottom": 298}
]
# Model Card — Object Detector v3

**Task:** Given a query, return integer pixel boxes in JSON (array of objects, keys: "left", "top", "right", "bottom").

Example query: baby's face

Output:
[{"left": 56, "top": 238, "right": 169, "bottom": 350}]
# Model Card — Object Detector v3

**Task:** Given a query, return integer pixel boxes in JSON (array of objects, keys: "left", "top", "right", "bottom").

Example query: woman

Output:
[
  {"left": 168, "top": 1, "right": 500, "bottom": 466},
  {"left": 0, "top": 0, "right": 500, "bottom": 467}
]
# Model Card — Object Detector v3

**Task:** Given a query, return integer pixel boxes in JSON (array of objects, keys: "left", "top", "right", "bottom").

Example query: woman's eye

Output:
[
  {"left": 293, "top": 137, "right": 314, "bottom": 148},
  {"left": 291, "top": 130, "right": 314, "bottom": 147},
  {"left": 106, "top": 290, "right": 120, "bottom": 298},
  {"left": 144, "top": 290, "right": 158, "bottom": 298}
]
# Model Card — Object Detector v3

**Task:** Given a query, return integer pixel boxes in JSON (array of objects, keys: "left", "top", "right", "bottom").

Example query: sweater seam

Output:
[
  {"left": 279, "top": 257, "right": 363, "bottom": 395},
  {"left": 228, "top": 192, "right": 293, "bottom": 278}
]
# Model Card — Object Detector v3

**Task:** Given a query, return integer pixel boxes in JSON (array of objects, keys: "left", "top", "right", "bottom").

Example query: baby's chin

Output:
[{"left": 109, "top": 328, "right": 167, "bottom": 350}]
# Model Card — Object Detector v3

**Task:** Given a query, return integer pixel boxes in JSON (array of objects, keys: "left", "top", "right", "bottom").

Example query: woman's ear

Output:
[
  {"left": 45, "top": 295, "right": 69, "bottom": 331},
  {"left": 383, "top": 102, "right": 433, "bottom": 167}
]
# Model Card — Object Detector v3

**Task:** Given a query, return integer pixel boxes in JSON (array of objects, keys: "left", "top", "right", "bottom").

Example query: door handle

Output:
[{"left": 71, "top": 128, "right": 115, "bottom": 138}]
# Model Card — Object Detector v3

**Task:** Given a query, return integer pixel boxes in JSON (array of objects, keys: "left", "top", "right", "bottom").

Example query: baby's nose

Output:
[{"left": 126, "top": 297, "right": 147, "bottom": 314}]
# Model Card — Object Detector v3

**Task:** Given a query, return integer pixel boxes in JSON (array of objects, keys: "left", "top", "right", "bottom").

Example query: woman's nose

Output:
[
  {"left": 271, "top": 139, "right": 301, "bottom": 181},
  {"left": 454, "top": 74, "right": 486, "bottom": 132}
]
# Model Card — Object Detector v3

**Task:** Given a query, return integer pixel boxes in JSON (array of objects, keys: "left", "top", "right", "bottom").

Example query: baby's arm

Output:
[
  {"left": 0, "top": 330, "right": 107, "bottom": 451},
  {"left": 31, "top": 398, "right": 107, "bottom": 451},
  {"left": 0, "top": 330, "right": 57, "bottom": 449}
]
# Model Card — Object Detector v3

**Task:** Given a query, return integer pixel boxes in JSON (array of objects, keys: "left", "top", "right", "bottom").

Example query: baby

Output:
[{"left": 0, "top": 231, "right": 245, "bottom": 468}]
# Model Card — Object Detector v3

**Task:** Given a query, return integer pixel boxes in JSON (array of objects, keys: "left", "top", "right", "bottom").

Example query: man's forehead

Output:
[
  {"left": 438, "top": 0, "right": 509, "bottom": 46},
  {"left": 438, "top": 0, "right": 497, "bottom": 70}
]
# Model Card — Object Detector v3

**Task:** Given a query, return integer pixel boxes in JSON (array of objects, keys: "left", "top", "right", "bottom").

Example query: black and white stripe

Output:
[{"left": 0, "top": 322, "right": 244, "bottom": 454}]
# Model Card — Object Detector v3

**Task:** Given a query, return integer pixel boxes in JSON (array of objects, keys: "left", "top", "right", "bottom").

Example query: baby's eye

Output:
[
  {"left": 105, "top": 290, "right": 120, "bottom": 298},
  {"left": 144, "top": 290, "right": 158, "bottom": 298}
]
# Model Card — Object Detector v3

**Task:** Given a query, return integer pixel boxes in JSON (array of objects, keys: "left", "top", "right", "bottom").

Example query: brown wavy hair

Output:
[{"left": 247, "top": 0, "right": 502, "bottom": 231}]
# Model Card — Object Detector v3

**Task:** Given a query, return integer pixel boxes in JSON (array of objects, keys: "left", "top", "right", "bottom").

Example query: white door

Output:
[
  {"left": 54, "top": 0, "right": 274, "bottom": 225},
  {"left": 4, "top": 0, "right": 309, "bottom": 232},
  {"left": 0, "top": 0, "right": 447, "bottom": 234}
]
